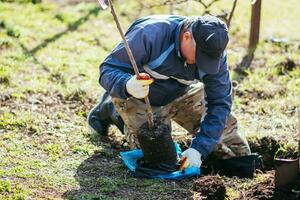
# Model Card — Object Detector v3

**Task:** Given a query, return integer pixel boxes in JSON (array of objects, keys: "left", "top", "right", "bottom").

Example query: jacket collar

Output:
[{"left": 174, "top": 20, "right": 185, "bottom": 61}]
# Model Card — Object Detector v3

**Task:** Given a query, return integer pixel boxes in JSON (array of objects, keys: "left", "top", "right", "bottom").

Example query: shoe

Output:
[
  {"left": 88, "top": 92, "right": 125, "bottom": 136},
  {"left": 87, "top": 103, "right": 110, "bottom": 136}
]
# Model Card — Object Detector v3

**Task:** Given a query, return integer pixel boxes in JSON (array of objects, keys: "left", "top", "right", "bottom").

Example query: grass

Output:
[{"left": 0, "top": 0, "right": 299, "bottom": 199}]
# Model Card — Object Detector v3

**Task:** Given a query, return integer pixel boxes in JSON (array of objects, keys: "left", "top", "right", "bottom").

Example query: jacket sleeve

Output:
[
  {"left": 190, "top": 54, "right": 232, "bottom": 158},
  {"left": 99, "top": 27, "right": 152, "bottom": 99}
]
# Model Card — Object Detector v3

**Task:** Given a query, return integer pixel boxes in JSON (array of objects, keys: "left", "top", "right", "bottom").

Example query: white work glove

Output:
[
  {"left": 181, "top": 148, "right": 202, "bottom": 168},
  {"left": 126, "top": 73, "right": 153, "bottom": 99}
]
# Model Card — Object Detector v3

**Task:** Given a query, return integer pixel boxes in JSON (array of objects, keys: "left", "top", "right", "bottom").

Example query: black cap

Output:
[{"left": 191, "top": 15, "right": 229, "bottom": 74}]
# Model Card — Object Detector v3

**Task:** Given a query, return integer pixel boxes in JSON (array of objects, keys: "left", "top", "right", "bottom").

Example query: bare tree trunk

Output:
[{"left": 249, "top": 0, "right": 262, "bottom": 51}]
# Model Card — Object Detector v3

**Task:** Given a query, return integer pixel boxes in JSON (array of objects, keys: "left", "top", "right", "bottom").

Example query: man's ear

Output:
[{"left": 184, "top": 31, "right": 192, "bottom": 40}]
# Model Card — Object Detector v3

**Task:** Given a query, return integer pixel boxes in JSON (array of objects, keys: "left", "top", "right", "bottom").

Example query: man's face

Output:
[{"left": 180, "top": 31, "right": 196, "bottom": 64}]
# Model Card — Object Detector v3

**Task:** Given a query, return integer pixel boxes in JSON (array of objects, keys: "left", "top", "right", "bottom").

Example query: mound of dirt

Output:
[
  {"left": 248, "top": 136, "right": 298, "bottom": 170},
  {"left": 275, "top": 57, "right": 299, "bottom": 75},
  {"left": 193, "top": 175, "right": 226, "bottom": 200},
  {"left": 241, "top": 171, "right": 300, "bottom": 200},
  {"left": 248, "top": 136, "right": 281, "bottom": 170},
  {"left": 243, "top": 171, "right": 275, "bottom": 200},
  {"left": 196, "top": 136, "right": 300, "bottom": 200}
]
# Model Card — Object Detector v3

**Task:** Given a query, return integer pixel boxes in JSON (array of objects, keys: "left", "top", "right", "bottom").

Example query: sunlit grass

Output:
[{"left": 0, "top": 0, "right": 299, "bottom": 199}]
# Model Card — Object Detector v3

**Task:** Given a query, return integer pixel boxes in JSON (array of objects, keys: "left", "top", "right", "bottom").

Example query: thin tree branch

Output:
[{"left": 227, "top": 0, "right": 238, "bottom": 28}]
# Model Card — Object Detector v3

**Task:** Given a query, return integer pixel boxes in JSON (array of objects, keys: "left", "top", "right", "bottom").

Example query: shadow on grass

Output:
[
  {"left": 29, "top": 6, "right": 100, "bottom": 55},
  {"left": 18, "top": 41, "right": 51, "bottom": 72},
  {"left": 62, "top": 153, "right": 118, "bottom": 199},
  {"left": 62, "top": 134, "right": 130, "bottom": 200},
  {"left": 12, "top": 6, "right": 100, "bottom": 72},
  {"left": 233, "top": 47, "right": 256, "bottom": 82}
]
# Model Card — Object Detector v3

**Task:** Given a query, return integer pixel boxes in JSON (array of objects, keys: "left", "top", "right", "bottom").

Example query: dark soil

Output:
[
  {"left": 194, "top": 137, "right": 300, "bottom": 200},
  {"left": 193, "top": 171, "right": 300, "bottom": 200},
  {"left": 243, "top": 171, "right": 275, "bottom": 200},
  {"left": 241, "top": 170, "right": 300, "bottom": 200},
  {"left": 248, "top": 136, "right": 281, "bottom": 170},
  {"left": 275, "top": 148, "right": 298, "bottom": 160},
  {"left": 137, "top": 118, "right": 178, "bottom": 171},
  {"left": 275, "top": 57, "right": 299, "bottom": 75},
  {"left": 248, "top": 136, "right": 298, "bottom": 170},
  {"left": 193, "top": 175, "right": 226, "bottom": 200}
]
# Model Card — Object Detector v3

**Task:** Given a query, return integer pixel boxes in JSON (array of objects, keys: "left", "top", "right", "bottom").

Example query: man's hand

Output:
[
  {"left": 126, "top": 73, "right": 153, "bottom": 99},
  {"left": 181, "top": 148, "right": 202, "bottom": 169}
]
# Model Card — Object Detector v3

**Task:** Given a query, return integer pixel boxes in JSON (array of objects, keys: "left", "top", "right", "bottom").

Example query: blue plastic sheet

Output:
[{"left": 120, "top": 143, "right": 201, "bottom": 180}]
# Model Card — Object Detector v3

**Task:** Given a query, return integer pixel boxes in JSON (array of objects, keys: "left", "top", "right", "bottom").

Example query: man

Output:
[{"left": 88, "top": 15, "right": 251, "bottom": 169}]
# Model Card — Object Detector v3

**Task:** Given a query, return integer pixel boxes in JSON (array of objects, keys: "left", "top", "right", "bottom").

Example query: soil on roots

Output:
[{"left": 137, "top": 118, "right": 178, "bottom": 171}]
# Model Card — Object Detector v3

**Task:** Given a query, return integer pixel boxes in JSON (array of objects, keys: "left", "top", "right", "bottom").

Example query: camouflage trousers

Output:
[{"left": 112, "top": 82, "right": 251, "bottom": 159}]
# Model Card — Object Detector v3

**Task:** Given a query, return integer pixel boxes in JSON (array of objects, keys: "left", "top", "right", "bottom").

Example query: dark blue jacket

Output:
[{"left": 99, "top": 15, "right": 232, "bottom": 158}]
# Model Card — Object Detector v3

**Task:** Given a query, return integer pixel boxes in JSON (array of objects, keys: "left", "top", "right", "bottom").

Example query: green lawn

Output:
[{"left": 0, "top": 0, "right": 299, "bottom": 199}]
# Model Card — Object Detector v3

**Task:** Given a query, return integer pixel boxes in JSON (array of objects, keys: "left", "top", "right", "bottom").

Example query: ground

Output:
[{"left": 0, "top": 0, "right": 300, "bottom": 199}]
